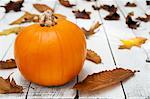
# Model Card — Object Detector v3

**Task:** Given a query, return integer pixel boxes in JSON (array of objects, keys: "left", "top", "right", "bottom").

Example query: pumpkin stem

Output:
[{"left": 39, "top": 10, "right": 57, "bottom": 27}]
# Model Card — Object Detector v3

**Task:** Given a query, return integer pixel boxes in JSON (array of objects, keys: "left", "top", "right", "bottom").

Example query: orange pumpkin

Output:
[{"left": 14, "top": 11, "right": 86, "bottom": 86}]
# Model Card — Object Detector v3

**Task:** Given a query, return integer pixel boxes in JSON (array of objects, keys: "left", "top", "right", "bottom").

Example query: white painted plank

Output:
[
  {"left": 98, "top": 0, "right": 150, "bottom": 98},
  {"left": 75, "top": 0, "right": 125, "bottom": 98},
  {"left": 27, "top": 1, "right": 77, "bottom": 98}
]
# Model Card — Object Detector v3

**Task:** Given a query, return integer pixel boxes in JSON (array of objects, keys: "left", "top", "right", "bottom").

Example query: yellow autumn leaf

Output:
[
  {"left": 0, "top": 27, "right": 24, "bottom": 36},
  {"left": 119, "top": 37, "right": 147, "bottom": 49}
]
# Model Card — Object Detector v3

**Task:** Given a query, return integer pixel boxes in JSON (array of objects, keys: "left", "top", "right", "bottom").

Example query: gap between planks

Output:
[{"left": 95, "top": 0, "right": 127, "bottom": 98}]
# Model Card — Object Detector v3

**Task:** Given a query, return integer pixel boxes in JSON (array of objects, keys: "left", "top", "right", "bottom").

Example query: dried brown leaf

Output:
[
  {"left": 119, "top": 37, "right": 147, "bottom": 49},
  {"left": 136, "top": 14, "right": 150, "bottom": 22},
  {"left": 126, "top": 15, "right": 140, "bottom": 29},
  {"left": 0, "top": 59, "right": 16, "bottom": 69},
  {"left": 125, "top": 2, "right": 137, "bottom": 7},
  {"left": 33, "top": 4, "right": 54, "bottom": 13},
  {"left": 59, "top": 0, "right": 75, "bottom": 7},
  {"left": 100, "top": 5, "right": 117, "bottom": 13},
  {"left": 1, "top": 0, "right": 24, "bottom": 13},
  {"left": 82, "top": 21, "right": 101, "bottom": 37},
  {"left": 73, "top": 68, "right": 135, "bottom": 92},
  {"left": 0, "top": 27, "right": 24, "bottom": 36},
  {"left": 10, "top": 12, "right": 39, "bottom": 25},
  {"left": 86, "top": 49, "right": 101, "bottom": 64},
  {"left": 104, "top": 12, "right": 120, "bottom": 20},
  {"left": 72, "top": 10, "right": 91, "bottom": 19},
  {"left": 0, "top": 75, "right": 23, "bottom": 94}
]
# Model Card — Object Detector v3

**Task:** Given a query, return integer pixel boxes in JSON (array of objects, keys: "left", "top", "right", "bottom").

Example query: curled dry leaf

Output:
[
  {"left": 146, "top": 1, "right": 150, "bottom": 5},
  {"left": 100, "top": 5, "right": 117, "bottom": 13},
  {"left": 0, "top": 27, "right": 24, "bottom": 36},
  {"left": 73, "top": 68, "right": 135, "bottom": 92},
  {"left": 0, "top": 75, "right": 23, "bottom": 94},
  {"left": 33, "top": 4, "right": 54, "bottom": 13},
  {"left": 0, "top": 59, "right": 16, "bottom": 69},
  {"left": 86, "top": 49, "right": 101, "bottom": 64},
  {"left": 1, "top": 0, "right": 24, "bottom": 13},
  {"left": 59, "top": 0, "right": 75, "bottom": 7},
  {"left": 136, "top": 14, "right": 150, "bottom": 22},
  {"left": 126, "top": 15, "right": 140, "bottom": 29},
  {"left": 125, "top": 2, "right": 137, "bottom": 7},
  {"left": 82, "top": 21, "right": 101, "bottom": 38},
  {"left": 10, "top": 12, "right": 39, "bottom": 25},
  {"left": 104, "top": 12, "right": 120, "bottom": 20},
  {"left": 72, "top": 10, "right": 91, "bottom": 19},
  {"left": 119, "top": 37, "right": 147, "bottom": 49},
  {"left": 92, "top": 5, "right": 101, "bottom": 10}
]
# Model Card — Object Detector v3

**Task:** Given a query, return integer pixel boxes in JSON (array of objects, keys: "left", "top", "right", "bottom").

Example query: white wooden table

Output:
[{"left": 0, "top": 0, "right": 150, "bottom": 98}]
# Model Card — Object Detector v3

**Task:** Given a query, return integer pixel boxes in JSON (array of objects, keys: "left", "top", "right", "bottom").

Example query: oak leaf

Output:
[
  {"left": 10, "top": 12, "right": 39, "bottom": 25},
  {"left": 86, "top": 49, "right": 101, "bottom": 64},
  {"left": 126, "top": 15, "right": 140, "bottom": 29},
  {"left": 1, "top": 0, "right": 24, "bottom": 13},
  {"left": 0, "top": 75, "right": 23, "bottom": 94},
  {"left": 72, "top": 10, "right": 91, "bottom": 19},
  {"left": 73, "top": 68, "right": 135, "bottom": 92},
  {"left": 0, "top": 27, "right": 24, "bottom": 36},
  {"left": 125, "top": 2, "right": 137, "bottom": 7},
  {"left": 82, "top": 22, "right": 101, "bottom": 38},
  {"left": 136, "top": 14, "right": 150, "bottom": 22},
  {"left": 58, "top": 0, "right": 75, "bottom": 7},
  {"left": 33, "top": 4, "right": 54, "bottom": 13},
  {"left": 0, "top": 59, "right": 16, "bottom": 69},
  {"left": 104, "top": 12, "right": 120, "bottom": 20},
  {"left": 119, "top": 37, "right": 147, "bottom": 49},
  {"left": 100, "top": 5, "right": 117, "bottom": 13}
]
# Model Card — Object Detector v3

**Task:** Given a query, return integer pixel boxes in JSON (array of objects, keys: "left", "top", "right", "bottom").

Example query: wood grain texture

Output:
[
  {"left": 97, "top": 0, "right": 150, "bottom": 98},
  {"left": 0, "top": 0, "right": 149, "bottom": 98},
  {"left": 75, "top": 0, "right": 124, "bottom": 98}
]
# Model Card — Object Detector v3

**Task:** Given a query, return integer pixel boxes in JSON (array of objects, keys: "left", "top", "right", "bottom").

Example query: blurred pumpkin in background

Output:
[{"left": 14, "top": 10, "right": 86, "bottom": 86}]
